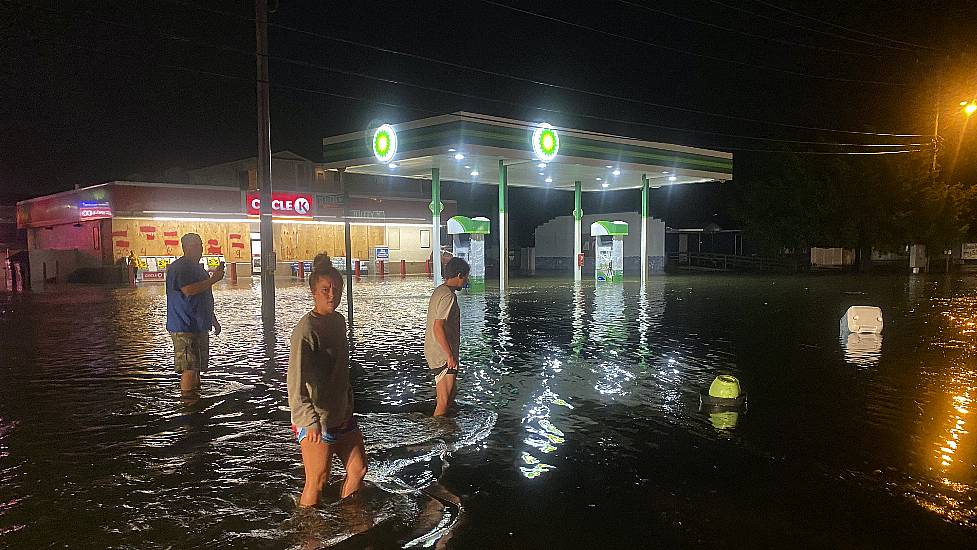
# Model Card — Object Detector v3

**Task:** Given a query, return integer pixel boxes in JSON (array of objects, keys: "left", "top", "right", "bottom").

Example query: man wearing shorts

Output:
[
  {"left": 424, "top": 257, "right": 469, "bottom": 416},
  {"left": 166, "top": 233, "right": 223, "bottom": 395}
]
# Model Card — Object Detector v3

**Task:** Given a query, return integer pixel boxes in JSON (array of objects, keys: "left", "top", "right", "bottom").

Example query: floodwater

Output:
[{"left": 1, "top": 274, "right": 977, "bottom": 548}]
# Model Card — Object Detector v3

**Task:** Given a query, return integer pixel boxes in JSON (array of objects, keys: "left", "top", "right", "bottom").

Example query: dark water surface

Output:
[{"left": 2, "top": 274, "right": 977, "bottom": 548}]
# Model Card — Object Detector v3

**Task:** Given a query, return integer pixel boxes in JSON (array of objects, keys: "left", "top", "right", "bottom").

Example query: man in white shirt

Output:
[{"left": 424, "top": 257, "right": 469, "bottom": 416}]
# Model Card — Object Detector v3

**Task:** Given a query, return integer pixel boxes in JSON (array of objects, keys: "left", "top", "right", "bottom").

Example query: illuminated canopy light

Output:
[
  {"left": 372, "top": 124, "right": 398, "bottom": 163},
  {"left": 532, "top": 122, "right": 560, "bottom": 162},
  {"left": 966, "top": 102, "right": 977, "bottom": 116}
]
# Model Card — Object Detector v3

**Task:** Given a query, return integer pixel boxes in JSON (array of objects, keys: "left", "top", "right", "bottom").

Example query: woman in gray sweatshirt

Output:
[{"left": 287, "top": 254, "right": 366, "bottom": 506}]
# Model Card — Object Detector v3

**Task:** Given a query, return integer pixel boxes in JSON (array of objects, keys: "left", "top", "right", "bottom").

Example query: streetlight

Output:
[{"left": 931, "top": 98, "right": 976, "bottom": 179}]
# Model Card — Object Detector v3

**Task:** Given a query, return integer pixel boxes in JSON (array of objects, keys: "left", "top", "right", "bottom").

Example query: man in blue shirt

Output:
[{"left": 166, "top": 233, "right": 224, "bottom": 395}]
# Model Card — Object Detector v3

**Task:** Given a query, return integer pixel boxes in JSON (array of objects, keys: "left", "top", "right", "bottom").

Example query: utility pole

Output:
[
  {"left": 256, "top": 0, "right": 275, "bottom": 325},
  {"left": 931, "top": 54, "right": 950, "bottom": 183},
  {"left": 340, "top": 168, "right": 354, "bottom": 339}
]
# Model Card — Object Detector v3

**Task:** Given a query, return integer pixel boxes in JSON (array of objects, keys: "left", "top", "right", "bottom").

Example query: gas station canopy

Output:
[{"left": 321, "top": 112, "right": 732, "bottom": 190}]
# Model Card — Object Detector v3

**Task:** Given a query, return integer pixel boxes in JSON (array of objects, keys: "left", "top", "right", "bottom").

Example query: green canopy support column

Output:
[
  {"left": 641, "top": 174, "right": 649, "bottom": 284},
  {"left": 498, "top": 160, "right": 508, "bottom": 293},
  {"left": 574, "top": 180, "right": 582, "bottom": 282},
  {"left": 431, "top": 167, "right": 442, "bottom": 285}
]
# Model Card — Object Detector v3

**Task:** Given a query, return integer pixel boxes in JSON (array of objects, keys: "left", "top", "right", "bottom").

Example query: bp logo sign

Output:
[
  {"left": 532, "top": 122, "right": 560, "bottom": 162},
  {"left": 372, "top": 124, "right": 398, "bottom": 163}
]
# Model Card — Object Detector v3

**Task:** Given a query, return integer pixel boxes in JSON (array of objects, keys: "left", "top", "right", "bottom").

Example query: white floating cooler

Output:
[{"left": 840, "top": 306, "right": 883, "bottom": 334}]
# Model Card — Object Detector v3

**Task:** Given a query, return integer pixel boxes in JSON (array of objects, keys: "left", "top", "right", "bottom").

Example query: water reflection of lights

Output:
[
  {"left": 571, "top": 282, "right": 586, "bottom": 357},
  {"left": 841, "top": 332, "right": 882, "bottom": 367},
  {"left": 519, "top": 382, "right": 570, "bottom": 480},
  {"left": 460, "top": 293, "right": 494, "bottom": 397},
  {"left": 591, "top": 285, "right": 632, "bottom": 397},
  {"left": 910, "top": 302, "right": 977, "bottom": 526},
  {"left": 638, "top": 288, "right": 650, "bottom": 368},
  {"left": 936, "top": 392, "right": 971, "bottom": 469},
  {"left": 496, "top": 294, "right": 512, "bottom": 365}
]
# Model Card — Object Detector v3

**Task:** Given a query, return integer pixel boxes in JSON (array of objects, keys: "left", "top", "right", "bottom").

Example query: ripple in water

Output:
[{"left": 1, "top": 275, "right": 977, "bottom": 548}]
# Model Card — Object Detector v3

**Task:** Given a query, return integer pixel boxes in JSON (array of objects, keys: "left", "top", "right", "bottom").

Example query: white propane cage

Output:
[{"left": 840, "top": 306, "right": 883, "bottom": 334}]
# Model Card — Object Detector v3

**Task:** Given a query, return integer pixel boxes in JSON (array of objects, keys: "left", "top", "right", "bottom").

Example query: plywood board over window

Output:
[
  {"left": 110, "top": 219, "right": 251, "bottom": 262},
  {"left": 276, "top": 223, "right": 349, "bottom": 261},
  {"left": 368, "top": 226, "right": 385, "bottom": 250}
]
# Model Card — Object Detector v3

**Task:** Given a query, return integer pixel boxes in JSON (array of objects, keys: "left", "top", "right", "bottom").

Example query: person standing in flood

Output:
[
  {"left": 166, "top": 233, "right": 223, "bottom": 396},
  {"left": 288, "top": 254, "right": 367, "bottom": 506},
  {"left": 425, "top": 257, "right": 470, "bottom": 416}
]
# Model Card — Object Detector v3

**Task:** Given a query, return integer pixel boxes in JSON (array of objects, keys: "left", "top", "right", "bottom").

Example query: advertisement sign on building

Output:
[
  {"left": 78, "top": 201, "right": 112, "bottom": 221},
  {"left": 246, "top": 193, "right": 313, "bottom": 217},
  {"left": 374, "top": 246, "right": 390, "bottom": 259},
  {"left": 962, "top": 243, "right": 977, "bottom": 260}
]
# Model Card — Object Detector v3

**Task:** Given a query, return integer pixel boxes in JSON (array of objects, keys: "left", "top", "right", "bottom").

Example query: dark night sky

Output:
[{"left": 1, "top": 0, "right": 975, "bottom": 243}]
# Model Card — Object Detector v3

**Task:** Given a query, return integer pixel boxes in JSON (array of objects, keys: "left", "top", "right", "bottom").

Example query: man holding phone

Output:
[{"left": 166, "top": 233, "right": 224, "bottom": 396}]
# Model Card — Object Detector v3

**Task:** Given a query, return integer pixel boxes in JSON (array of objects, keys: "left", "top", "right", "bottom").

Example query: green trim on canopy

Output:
[
  {"left": 448, "top": 215, "right": 491, "bottom": 235},
  {"left": 591, "top": 220, "right": 629, "bottom": 236},
  {"left": 322, "top": 113, "right": 733, "bottom": 176}
]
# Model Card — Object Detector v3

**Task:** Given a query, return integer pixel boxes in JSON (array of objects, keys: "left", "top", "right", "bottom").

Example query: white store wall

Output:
[{"left": 534, "top": 211, "right": 665, "bottom": 258}]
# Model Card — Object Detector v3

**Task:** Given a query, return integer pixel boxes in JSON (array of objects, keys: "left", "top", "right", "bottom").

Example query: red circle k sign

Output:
[{"left": 246, "top": 193, "right": 313, "bottom": 217}]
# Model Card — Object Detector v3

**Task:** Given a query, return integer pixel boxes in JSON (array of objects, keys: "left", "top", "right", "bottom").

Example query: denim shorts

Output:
[{"left": 291, "top": 417, "right": 359, "bottom": 444}]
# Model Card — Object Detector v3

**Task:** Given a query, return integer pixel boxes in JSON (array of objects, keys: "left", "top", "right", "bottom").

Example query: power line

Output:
[
  {"left": 266, "top": 22, "right": 927, "bottom": 138},
  {"left": 16, "top": 32, "right": 433, "bottom": 114},
  {"left": 456, "top": 112, "right": 929, "bottom": 155},
  {"left": 151, "top": 0, "right": 929, "bottom": 138},
  {"left": 10, "top": 28, "right": 929, "bottom": 156},
  {"left": 477, "top": 0, "right": 910, "bottom": 86},
  {"left": 614, "top": 0, "right": 881, "bottom": 59},
  {"left": 701, "top": 0, "right": 926, "bottom": 54},
  {"left": 18, "top": 0, "right": 927, "bottom": 147},
  {"left": 268, "top": 45, "right": 927, "bottom": 148},
  {"left": 723, "top": 147, "right": 927, "bottom": 155},
  {"left": 748, "top": 0, "right": 940, "bottom": 52}
]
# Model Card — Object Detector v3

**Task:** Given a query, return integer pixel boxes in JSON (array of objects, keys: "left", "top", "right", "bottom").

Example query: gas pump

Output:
[
  {"left": 591, "top": 220, "right": 628, "bottom": 282},
  {"left": 447, "top": 215, "right": 490, "bottom": 291}
]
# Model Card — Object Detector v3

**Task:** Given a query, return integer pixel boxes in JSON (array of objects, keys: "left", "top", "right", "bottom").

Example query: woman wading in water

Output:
[{"left": 287, "top": 254, "right": 367, "bottom": 506}]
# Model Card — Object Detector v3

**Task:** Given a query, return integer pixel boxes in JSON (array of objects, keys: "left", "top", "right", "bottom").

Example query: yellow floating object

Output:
[
  {"left": 708, "top": 375, "right": 741, "bottom": 399},
  {"left": 710, "top": 411, "right": 739, "bottom": 430}
]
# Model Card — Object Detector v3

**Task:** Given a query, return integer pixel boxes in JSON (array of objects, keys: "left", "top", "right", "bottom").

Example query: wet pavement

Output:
[{"left": 1, "top": 274, "right": 977, "bottom": 548}]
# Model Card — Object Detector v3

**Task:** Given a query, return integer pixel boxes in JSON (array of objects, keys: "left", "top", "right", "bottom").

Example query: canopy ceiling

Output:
[{"left": 322, "top": 112, "right": 732, "bottom": 192}]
